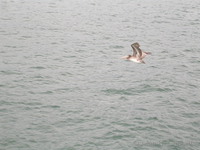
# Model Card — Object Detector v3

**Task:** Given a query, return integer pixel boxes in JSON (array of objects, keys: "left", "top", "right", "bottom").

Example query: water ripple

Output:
[{"left": 1, "top": 0, "right": 200, "bottom": 150}]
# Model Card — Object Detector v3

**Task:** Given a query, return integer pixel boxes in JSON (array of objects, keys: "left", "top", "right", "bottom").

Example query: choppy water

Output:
[{"left": 1, "top": 0, "right": 200, "bottom": 149}]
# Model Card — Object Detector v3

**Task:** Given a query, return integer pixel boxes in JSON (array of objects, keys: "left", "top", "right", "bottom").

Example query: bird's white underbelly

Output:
[{"left": 129, "top": 58, "right": 140, "bottom": 63}]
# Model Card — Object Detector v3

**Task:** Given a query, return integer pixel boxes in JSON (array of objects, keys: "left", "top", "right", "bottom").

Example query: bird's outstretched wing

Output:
[
  {"left": 131, "top": 43, "right": 142, "bottom": 58},
  {"left": 131, "top": 44, "right": 137, "bottom": 56}
]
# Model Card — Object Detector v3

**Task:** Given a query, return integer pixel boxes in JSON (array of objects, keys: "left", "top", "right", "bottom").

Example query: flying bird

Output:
[{"left": 122, "top": 42, "right": 151, "bottom": 64}]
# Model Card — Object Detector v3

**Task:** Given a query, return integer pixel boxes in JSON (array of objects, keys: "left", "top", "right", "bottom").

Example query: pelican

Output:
[{"left": 122, "top": 42, "right": 151, "bottom": 64}]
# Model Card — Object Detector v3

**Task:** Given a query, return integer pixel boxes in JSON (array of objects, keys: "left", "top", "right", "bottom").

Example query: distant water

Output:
[{"left": 1, "top": 0, "right": 200, "bottom": 149}]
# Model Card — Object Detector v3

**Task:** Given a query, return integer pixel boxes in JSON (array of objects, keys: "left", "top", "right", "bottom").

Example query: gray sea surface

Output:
[{"left": 1, "top": 0, "right": 200, "bottom": 149}]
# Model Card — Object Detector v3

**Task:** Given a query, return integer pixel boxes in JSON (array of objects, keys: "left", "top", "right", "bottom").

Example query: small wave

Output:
[
  {"left": 0, "top": 70, "right": 22, "bottom": 75},
  {"left": 109, "top": 45, "right": 124, "bottom": 49},
  {"left": 102, "top": 88, "right": 136, "bottom": 96},
  {"left": 30, "top": 66, "right": 45, "bottom": 70},
  {"left": 102, "top": 86, "right": 172, "bottom": 96},
  {"left": 21, "top": 35, "right": 32, "bottom": 39},
  {"left": 40, "top": 91, "right": 53, "bottom": 94},
  {"left": 42, "top": 105, "right": 60, "bottom": 109}
]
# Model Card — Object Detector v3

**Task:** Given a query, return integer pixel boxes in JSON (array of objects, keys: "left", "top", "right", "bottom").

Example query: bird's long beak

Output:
[{"left": 121, "top": 56, "right": 127, "bottom": 59}]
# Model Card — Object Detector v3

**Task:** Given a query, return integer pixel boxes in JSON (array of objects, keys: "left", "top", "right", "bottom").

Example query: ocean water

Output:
[{"left": 0, "top": 0, "right": 200, "bottom": 149}]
